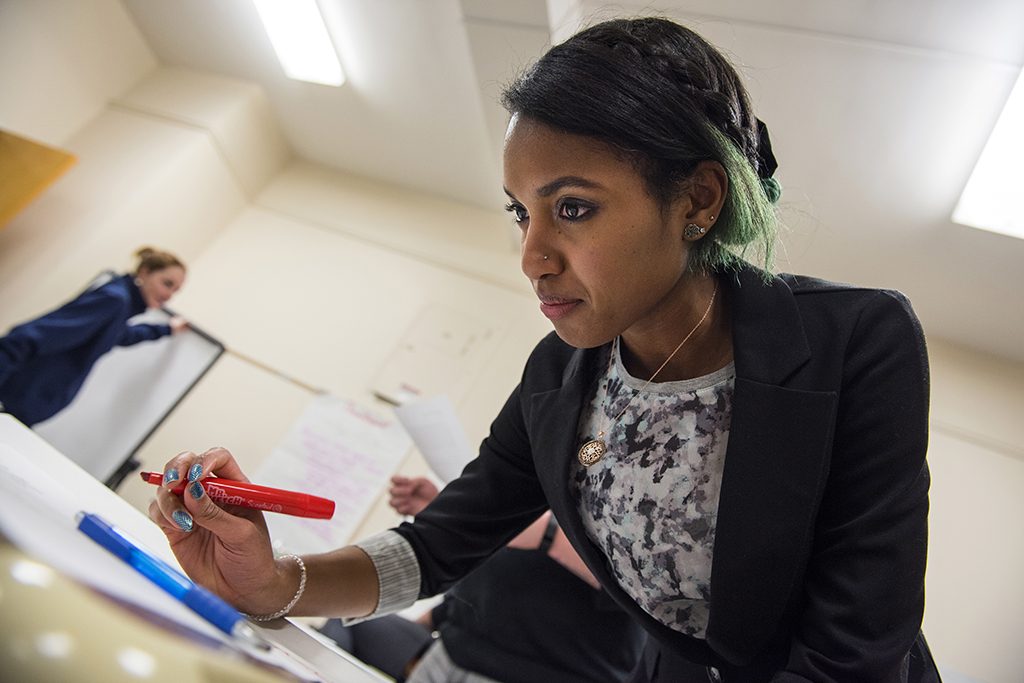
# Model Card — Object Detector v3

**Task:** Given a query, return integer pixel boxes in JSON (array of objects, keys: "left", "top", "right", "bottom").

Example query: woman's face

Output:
[
  {"left": 136, "top": 265, "right": 186, "bottom": 309},
  {"left": 503, "top": 115, "right": 696, "bottom": 349}
]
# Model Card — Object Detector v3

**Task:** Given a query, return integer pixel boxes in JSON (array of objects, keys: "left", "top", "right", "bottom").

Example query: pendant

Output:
[{"left": 578, "top": 438, "right": 607, "bottom": 467}]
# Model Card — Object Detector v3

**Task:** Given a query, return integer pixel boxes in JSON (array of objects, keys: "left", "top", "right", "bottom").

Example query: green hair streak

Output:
[{"left": 686, "top": 127, "right": 779, "bottom": 279}]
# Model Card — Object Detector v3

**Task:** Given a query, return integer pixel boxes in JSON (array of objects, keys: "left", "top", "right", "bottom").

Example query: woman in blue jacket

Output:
[
  {"left": 149, "top": 18, "right": 940, "bottom": 682},
  {"left": 0, "top": 246, "right": 187, "bottom": 426}
]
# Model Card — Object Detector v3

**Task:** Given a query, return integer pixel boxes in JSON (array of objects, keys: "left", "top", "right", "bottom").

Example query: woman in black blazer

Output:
[{"left": 151, "top": 17, "right": 940, "bottom": 682}]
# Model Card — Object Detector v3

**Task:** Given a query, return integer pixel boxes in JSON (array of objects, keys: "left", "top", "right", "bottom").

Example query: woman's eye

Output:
[
  {"left": 558, "top": 201, "right": 592, "bottom": 221},
  {"left": 505, "top": 202, "right": 529, "bottom": 224}
]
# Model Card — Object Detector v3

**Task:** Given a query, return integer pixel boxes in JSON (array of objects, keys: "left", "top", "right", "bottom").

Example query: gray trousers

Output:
[{"left": 407, "top": 640, "right": 503, "bottom": 683}]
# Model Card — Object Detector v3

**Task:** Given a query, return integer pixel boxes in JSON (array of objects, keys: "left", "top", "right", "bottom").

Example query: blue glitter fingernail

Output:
[
  {"left": 187, "top": 463, "right": 203, "bottom": 482},
  {"left": 172, "top": 510, "right": 194, "bottom": 533},
  {"left": 164, "top": 468, "right": 179, "bottom": 484},
  {"left": 189, "top": 481, "right": 204, "bottom": 499}
]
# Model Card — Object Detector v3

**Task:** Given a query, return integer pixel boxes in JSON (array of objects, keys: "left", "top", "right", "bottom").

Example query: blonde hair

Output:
[{"left": 134, "top": 246, "right": 185, "bottom": 275}]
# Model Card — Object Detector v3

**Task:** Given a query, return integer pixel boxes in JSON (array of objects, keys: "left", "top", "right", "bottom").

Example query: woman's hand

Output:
[
  {"left": 147, "top": 447, "right": 296, "bottom": 615},
  {"left": 388, "top": 475, "right": 439, "bottom": 516},
  {"left": 169, "top": 316, "right": 190, "bottom": 334}
]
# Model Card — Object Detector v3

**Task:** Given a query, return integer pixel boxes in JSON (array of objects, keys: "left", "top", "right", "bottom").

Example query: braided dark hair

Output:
[{"left": 502, "top": 17, "right": 779, "bottom": 274}]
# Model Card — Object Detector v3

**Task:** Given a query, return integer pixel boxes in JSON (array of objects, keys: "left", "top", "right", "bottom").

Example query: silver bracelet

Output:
[{"left": 246, "top": 554, "right": 307, "bottom": 622}]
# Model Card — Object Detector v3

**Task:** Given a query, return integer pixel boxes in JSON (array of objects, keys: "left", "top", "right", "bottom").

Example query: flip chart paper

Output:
[{"left": 255, "top": 394, "right": 412, "bottom": 554}]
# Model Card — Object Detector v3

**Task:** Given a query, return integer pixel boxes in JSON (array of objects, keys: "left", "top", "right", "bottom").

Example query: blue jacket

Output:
[{"left": 0, "top": 274, "right": 171, "bottom": 426}]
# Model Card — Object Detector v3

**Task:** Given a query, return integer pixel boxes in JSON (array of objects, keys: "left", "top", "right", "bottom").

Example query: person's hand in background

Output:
[{"left": 388, "top": 475, "right": 439, "bottom": 516}]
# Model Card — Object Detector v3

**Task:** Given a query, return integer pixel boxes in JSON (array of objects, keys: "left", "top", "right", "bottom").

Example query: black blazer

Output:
[{"left": 396, "top": 264, "right": 937, "bottom": 681}]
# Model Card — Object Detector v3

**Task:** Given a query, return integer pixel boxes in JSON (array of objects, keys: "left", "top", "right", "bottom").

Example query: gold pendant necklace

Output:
[
  {"left": 578, "top": 437, "right": 608, "bottom": 466},
  {"left": 577, "top": 282, "right": 718, "bottom": 467}
]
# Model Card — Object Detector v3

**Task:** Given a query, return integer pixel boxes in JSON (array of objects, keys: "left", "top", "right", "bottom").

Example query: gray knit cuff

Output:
[{"left": 345, "top": 530, "right": 421, "bottom": 624}]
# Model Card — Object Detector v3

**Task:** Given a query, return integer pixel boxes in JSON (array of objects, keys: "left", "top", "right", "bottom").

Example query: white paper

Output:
[
  {"left": 0, "top": 420, "right": 372, "bottom": 681},
  {"left": 370, "top": 305, "right": 495, "bottom": 406},
  {"left": 0, "top": 446, "right": 226, "bottom": 642},
  {"left": 255, "top": 394, "right": 412, "bottom": 554},
  {"left": 393, "top": 395, "right": 476, "bottom": 483}
]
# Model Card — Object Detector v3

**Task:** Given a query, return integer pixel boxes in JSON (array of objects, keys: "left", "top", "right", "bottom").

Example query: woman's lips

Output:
[{"left": 538, "top": 297, "right": 581, "bottom": 320}]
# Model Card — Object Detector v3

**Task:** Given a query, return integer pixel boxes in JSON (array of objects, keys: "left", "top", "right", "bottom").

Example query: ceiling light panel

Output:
[
  {"left": 953, "top": 68, "right": 1024, "bottom": 239},
  {"left": 253, "top": 0, "right": 345, "bottom": 87}
]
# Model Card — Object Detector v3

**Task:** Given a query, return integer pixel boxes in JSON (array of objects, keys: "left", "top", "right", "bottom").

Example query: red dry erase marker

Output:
[{"left": 140, "top": 471, "right": 335, "bottom": 519}]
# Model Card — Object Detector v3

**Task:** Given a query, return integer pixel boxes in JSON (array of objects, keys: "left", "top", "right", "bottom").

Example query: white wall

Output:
[
  {"left": 0, "top": 106, "right": 248, "bottom": 330},
  {"left": 114, "top": 67, "right": 291, "bottom": 198},
  {"left": 922, "top": 340, "right": 1024, "bottom": 682},
  {"left": 258, "top": 161, "right": 526, "bottom": 291},
  {"left": 0, "top": 0, "right": 156, "bottom": 146},
  {"left": 0, "top": 0, "right": 286, "bottom": 331}
]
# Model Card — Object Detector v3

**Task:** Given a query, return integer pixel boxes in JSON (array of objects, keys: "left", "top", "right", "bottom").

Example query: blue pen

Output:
[{"left": 76, "top": 511, "right": 268, "bottom": 650}]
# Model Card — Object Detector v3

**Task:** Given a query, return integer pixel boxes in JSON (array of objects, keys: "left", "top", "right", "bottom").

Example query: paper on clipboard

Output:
[{"left": 393, "top": 395, "right": 475, "bottom": 484}]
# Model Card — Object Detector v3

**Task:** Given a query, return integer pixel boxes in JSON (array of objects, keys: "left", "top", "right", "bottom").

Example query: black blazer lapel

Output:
[
  {"left": 706, "top": 267, "right": 839, "bottom": 664},
  {"left": 706, "top": 378, "right": 838, "bottom": 664},
  {"left": 525, "top": 345, "right": 658, "bottom": 607},
  {"left": 526, "top": 345, "right": 601, "bottom": 555}
]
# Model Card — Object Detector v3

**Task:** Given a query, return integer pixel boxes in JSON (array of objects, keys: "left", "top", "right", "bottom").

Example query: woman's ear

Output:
[{"left": 684, "top": 160, "right": 728, "bottom": 224}]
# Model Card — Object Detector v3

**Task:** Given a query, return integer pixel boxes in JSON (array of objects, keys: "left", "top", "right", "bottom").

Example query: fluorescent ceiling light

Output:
[
  {"left": 952, "top": 67, "right": 1024, "bottom": 239},
  {"left": 253, "top": 0, "right": 345, "bottom": 87}
]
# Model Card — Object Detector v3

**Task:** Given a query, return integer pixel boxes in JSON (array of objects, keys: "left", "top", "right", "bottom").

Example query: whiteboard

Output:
[{"left": 33, "top": 274, "right": 224, "bottom": 488}]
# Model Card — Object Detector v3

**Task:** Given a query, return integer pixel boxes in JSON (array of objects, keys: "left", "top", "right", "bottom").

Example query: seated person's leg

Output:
[{"left": 320, "top": 616, "right": 434, "bottom": 681}]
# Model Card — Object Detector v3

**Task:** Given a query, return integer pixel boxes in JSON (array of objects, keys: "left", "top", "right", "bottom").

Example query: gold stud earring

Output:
[{"left": 684, "top": 224, "right": 706, "bottom": 240}]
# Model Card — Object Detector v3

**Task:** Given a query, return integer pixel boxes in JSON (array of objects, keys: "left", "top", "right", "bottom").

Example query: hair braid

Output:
[{"left": 502, "top": 16, "right": 779, "bottom": 275}]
